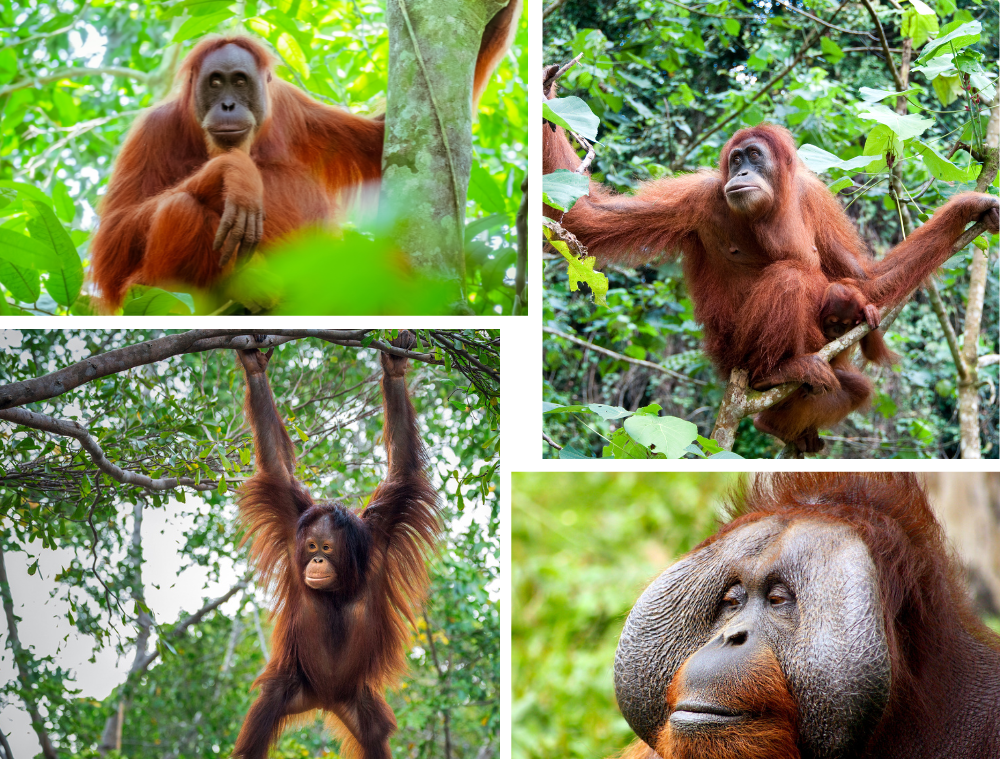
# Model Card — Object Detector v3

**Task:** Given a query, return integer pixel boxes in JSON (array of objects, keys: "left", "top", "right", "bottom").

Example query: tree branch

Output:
[
  {"left": 543, "top": 326, "right": 705, "bottom": 384},
  {"left": 859, "top": 0, "right": 904, "bottom": 90},
  {"left": 0, "top": 330, "right": 440, "bottom": 410},
  {"left": 0, "top": 407, "right": 221, "bottom": 492},
  {"left": 0, "top": 66, "right": 149, "bottom": 98},
  {"left": 710, "top": 219, "right": 993, "bottom": 451}
]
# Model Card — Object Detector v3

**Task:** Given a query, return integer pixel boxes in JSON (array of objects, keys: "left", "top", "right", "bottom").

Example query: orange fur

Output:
[{"left": 542, "top": 108, "right": 998, "bottom": 451}]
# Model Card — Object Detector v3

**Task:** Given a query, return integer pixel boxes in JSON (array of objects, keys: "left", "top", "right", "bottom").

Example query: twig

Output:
[
  {"left": 0, "top": 407, "right": 221, "bottom": 492},
  {"left": 774, "top": 0, "right": 874, "bottom": 38},
  {"left": 0, "top": 66, "right": 149, "bottom": 98},
  {"left": 514, "top": 176, "right": 528, "bottom": 314},
  {"left": 859, "top": 0, "right": 904, "bottom": 90},
  {"left": 544, "top": 326, "right": 705, "bottom": 384},
  {"left": 542, "top": 432, "right": 563, "bottom": 450},
  {"left": 543, "top": 218, "right": 588, "bottom": 257},
  {"left": 542, "top": 0, "right": 567, "bottom": 19}
]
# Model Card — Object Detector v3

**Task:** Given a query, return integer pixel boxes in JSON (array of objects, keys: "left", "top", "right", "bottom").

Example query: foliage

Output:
[
  {"left": 543, "top": 0, "right": 999, "bottom": 458},
  {"left": 512, "top": 472, "right": 738, "bottom": 759},
  {"left": 0, "top": 0, "right": 526, "bottom": 314},
  {"left": 0, "top": 329, "right": 499, "bottom": 758}
]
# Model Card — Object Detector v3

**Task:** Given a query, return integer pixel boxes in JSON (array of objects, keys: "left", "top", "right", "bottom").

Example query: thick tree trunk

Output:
[{"left": 381, "top": 0, "right": 507, "bottom": 307}]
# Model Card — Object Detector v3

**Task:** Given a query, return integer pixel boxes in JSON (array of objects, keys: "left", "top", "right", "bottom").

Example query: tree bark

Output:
[{"left": 381, "top": 0, "right": 508, "bottom": 306}]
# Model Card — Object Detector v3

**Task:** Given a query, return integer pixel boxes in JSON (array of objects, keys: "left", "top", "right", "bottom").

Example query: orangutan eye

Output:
[
  {"left": 209, "top": 75, "right": 222, "bottom": 88},
  {"left": 323, "top": 544, "right": 331, "bottom": 552},
  {"left": 748, "top": 148, "right": 760, "bottom": 159},
  {"left": 307, "top": 541, "right": 317, "bottom": 551},
  {"left": 721, "top": 584, "right": 744, "bottom": 608}
]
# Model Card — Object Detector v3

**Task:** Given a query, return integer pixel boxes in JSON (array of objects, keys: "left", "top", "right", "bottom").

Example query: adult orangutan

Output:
[
  {"left": 232, "top": 331, "right": 438, "bottom": 759},
  {"left": 91, "top": 5, "right": 520, "bottom": 310},
  {"left": 613, "top": 472, "right": 1000, "bottom": 759},
  {"left": 543, "top": 72, "right": 999, "bottom": 453}
]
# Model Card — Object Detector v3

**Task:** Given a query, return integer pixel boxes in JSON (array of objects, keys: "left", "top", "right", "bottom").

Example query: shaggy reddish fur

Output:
[
  {"left": 232, "top": 341, "right": 438, "bottom": 759},
  {"left": 92, "top": 11, "right": 520, "bottom": 310},
  {"left": 543, "top": 94, "right": 998, "bottom": 451}
]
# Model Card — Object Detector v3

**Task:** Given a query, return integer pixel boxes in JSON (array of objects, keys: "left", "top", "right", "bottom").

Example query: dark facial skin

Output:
[
  {"left": 724, "top": 140, "right": 775, "bottom": 215},
  {"left": 302, "top": 517, "right": 342, "bottom": 591},
  {"left": 195, "top": 44, "right": 267, "bottom": 151}
]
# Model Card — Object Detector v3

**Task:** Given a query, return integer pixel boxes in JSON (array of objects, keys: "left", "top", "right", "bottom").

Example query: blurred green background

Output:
[
  {"left": 511, "top": 472, "right": 1000, "bottom": 759},
  {"left": 511, "top": 472, "right": 736, "bottom": 759}
]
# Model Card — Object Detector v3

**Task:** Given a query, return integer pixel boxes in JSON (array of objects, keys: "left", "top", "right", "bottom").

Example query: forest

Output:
[
  {"left": 0, "top": 329, "right": 500, "bottom": 758},
  {"left": 542, "top": 0, "right": 999, "bottom": 458},
  {"left": 0, "top": 0, "right": 527, "bottom": 315}
]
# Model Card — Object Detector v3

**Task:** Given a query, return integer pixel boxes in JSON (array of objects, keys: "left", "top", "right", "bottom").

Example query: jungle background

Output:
[
  {"left": 542, "top": 0, "right": 1000, "bottom": 458},
  {"left": 0, "top": 0, "right": 527, "bottom": 315},
  {"left": 512, "top": 471, "right": 1000, "bottom": 759},
  {"left": 0, "top": 329, "right": 500, "bottom": 759}
]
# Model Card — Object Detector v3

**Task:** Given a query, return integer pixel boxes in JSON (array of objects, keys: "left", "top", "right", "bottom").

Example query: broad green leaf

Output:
[
  {"left": 912, "top": 53, "right": 956, "bottom": 79},
  {"left": 0, "top": 228, "right": 60, "bottom": 270},
  {"left": 902, "top": 4, "right": 938, "bottom": 47},
  {"left": 932, "top": 74, "right": 963, "bottom": 105},
  {"left": 820, "top": 37, "right": 843, "bottom": 64},
  {"left": 724, "top": 19, "right": 740, "bottom": 36},
  {"left": 827, "top": 177, "right": 853, "bottom": 194},
  {"left": 542, "top": 170, "right": 590, "bottom": 211},
  {"left": 277, "top": 32, "right": 310, "bottom": 79},
  {"left": 857, "top": 104, "right": 933, "bottom": 140},
  {"left": 708, "top": 451, "right": 745, "bottom": 459},
  {"left": 587, "top": 404, "right": 633, "bottom": 420},
  {"left": 858, "top": 86, "right": 917, "bottom": 103},
  {"left": 542, "top": 404, "right": 591, "bottom": 414},
  {"left": 623, "top": 414, "right": 698, "bottom": 458},
  {"left": 469, "top": 165, "right": 508, "bottom": 215},
  {"left": 797, "top": 145, "right": 873, "bottom": 173},
  {"left": 914, "top": 142, "right": 980, "bottom": 181},
  {"left": 558, "top": 446, "right": 591, "bottom": 459},
  {"left": 0, "top": 260, "right": 41, "bottom": 303},
  {"left": 863, "top": 124, "right": 904, "bottom": 165},
  {"left": 543, "top": 97, "right": 600, "bottom": 141},
  {"left": 916, "top": 20, "right": 981, "bottom": 62},
  {"left": 173, "top": 9, "right": 235, "bottom": 43},
  {"left": 26, "top": 200, "right": 82, "bottom": 306},
  {"left": 122, "top": 287, "right": 195, "bottom": 315}
]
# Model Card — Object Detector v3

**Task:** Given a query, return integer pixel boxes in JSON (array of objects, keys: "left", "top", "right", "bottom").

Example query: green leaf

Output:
[
  {"left": 173, "top": 8, "right": 235, "bottom": 43},
  {"left": 820, "top": 37, "right": 844, "bottom": 64},
  {"left": 469, "top": 165, "right": 508, "bottom": 215},
  {"left": 622, "top": 415, "right": 699, "bottom": 458},
  {"left": 901, "top": 2, "right": 938, "bottom": 48},
  {"left": 708, "top": 451, "right": 745, "bottom": 459},
  {"left": 277, "top": 32, "right": 310, "bottom": 79},
  {"left": 857, "top": 104, "right": 932, "bottom": 140},
  {"left": 542, "top": 170, "right": 590, "bottom": 212},
  {"left": 858, "top": 86, "right": 917, "bottom": 104},
  {"left": 0, "top": 260, "right": 41, "bottom": 303},
  {"left": 218, "top": 475, "right": 228, "bottom": 495},
  {"left": 915, "top": 20, "right": 981, "bottom": 62},
  {"left": 558, "top": 446, "right": 591, "bottom": 459},
  {"left": 863, "top": 123, "right": 905, "bottom": 172},
  {"left": 587, "top": 404, "right": 633, "bottom": 420},
  {"left": 0, "top": 228, "right": 60, "bottom": 270},
  {"left": 543, "top": 97, "right": 600, "bottom": 141},
  {"left": 827, "top": 177, "right": 853, "bottom": 194},
  {"left": 26, "top": 200, "right": 82, "bottom": 306},
  {"left": 723, "top": 19, "right": 740, "bottom": 36},
  {"left": 547, "top": 233, "right": 609, "bottom": 306},
  {"left": 122, "top": 287, "right": 195, "bottom": 315},
  {"left": 931, "top": 74, "right": 963, "bottom": 105},
  {"left": 914, "top": 142, "right": 980, "bottom": 182},
  {"left": 542, "top": 404, "right": 591, "bottom": 414},
  {"left": 797, "top": 145, "right": 874, "bottom": 173}
]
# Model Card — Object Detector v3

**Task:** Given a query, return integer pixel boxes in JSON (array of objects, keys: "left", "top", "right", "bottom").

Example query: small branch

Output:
[
  {"left": 0, "top": 66, "right": 149, "bottom": 98},
  {"left": 0, "top": 546, "right": 58, "bottom": 759},
  {"left": 542, "top": 0, "right": 567, "bottom": 18},
  {"left": 673, "top": 1, "right": 851, "bottom": 167},
  {"left": 710, "top": 220, "right": 992, "bottom": 451},
  {"left": 543, "top": 327, "right": 704, "bottom": 384},
  {"left": 543, "top": 218, "right": 588, "bottom": 257},
  {"left": 859, "top": 0, "right": 904, "bottom": 90},
  {"left": 542, "top": 432, "right": 563, "bottom": 451},
  {"left": 0, "top": 329, "right": 438, "bottom": 410},
  {"left": 774, "top": 0, "right": 874, "bottom": 37},
  {"left": 659, "top": 0, "right": 755, "bottom": 20},
  {"left": 926, "top": 279, "right": 969, "bottom": 381},
  {"left": 979, "top": 355, "right": 1000, "bottom": 368},
  {"left": 543, "top": 54, "right": 581, "bottom": 95},
  {"left": 131, "top": 579, "right": 249, "bottom": 673},
  {"left": 0, "top": 407, "right": 220, "bottom": 492}
]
